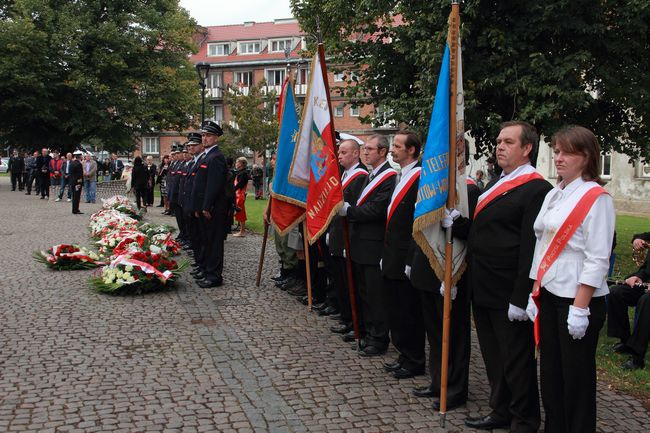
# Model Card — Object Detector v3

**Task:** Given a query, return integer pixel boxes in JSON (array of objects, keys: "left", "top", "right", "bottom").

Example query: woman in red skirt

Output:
[{"left": 233, "top": 157, "right": 249, "bottom": 237}]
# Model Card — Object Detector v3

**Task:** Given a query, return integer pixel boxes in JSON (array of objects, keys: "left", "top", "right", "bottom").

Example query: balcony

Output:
[
  {"left": 294, "top": 84, "right": 307, "bottom": 95},
  {"left": 261, "top": 85, "right": 283, "bottom": 96},
  {"left": 206, "top": 87, "right": 223, "bottom": 99}
]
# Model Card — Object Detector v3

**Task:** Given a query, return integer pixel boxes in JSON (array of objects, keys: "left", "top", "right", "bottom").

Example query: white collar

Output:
[
  {"left": 370, "top": 160, "right": 389, "bottom": 176},
  {"left": 399, "top": 160, "right": 418, "bottom": 179},
  {"left": 500, "top": 163, "right": 533, "bottom": 181},
  {"left": 343, "top": 162, "right": 361, "bottom": 176}
]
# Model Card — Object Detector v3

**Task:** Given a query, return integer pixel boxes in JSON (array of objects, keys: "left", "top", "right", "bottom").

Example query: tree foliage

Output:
[
  {"left": 219, "top": 81, "right": 279, "bottom": 159},
  {"left": 291, "top": 0, "right": 649, "bottom": 161},
  {"left": 0, "top": 0, "right": 200, "bottom": 153}
]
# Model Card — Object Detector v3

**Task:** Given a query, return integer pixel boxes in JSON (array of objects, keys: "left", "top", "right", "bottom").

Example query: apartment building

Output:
[{"left": 139, "top": 18, "right": 383, "bottom": 160}]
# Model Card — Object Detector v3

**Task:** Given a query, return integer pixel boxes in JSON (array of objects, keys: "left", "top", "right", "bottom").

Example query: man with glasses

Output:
[{"left": 338, "top": 134, "right": 397, "bottom": 356}]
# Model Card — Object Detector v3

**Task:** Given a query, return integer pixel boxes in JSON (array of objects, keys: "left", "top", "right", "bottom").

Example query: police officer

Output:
[{"left": 70, "top": 150, "right": 84, "bottom": 214}]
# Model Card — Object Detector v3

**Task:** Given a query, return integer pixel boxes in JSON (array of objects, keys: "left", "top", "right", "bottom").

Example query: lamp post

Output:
[{"left": 195, "top": 62, "right": 211, "bottom": 124}]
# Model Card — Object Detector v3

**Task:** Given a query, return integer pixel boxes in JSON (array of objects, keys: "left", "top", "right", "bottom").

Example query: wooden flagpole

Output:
[
  {"left": 440, "top": 0, "right": 460, "bottom": 427},
  {"left": 303, "top": 223, "right": 314, "bottom": 310},
  {"left": 255, "top": 200, "right": 271, "bottom": 287}
]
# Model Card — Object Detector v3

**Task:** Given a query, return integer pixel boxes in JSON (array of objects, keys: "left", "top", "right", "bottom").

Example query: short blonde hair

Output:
[{"left": 236, "top": 157, "right": 248, "bottom": 167}]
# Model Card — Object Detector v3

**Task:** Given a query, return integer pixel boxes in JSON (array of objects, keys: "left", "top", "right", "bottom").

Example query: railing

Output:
[
  {"left": 294, "top": 84, "right": 308, "bottom": 95},
  {"left": 205, "top": 88, "right": 223, "bottom": 98}
]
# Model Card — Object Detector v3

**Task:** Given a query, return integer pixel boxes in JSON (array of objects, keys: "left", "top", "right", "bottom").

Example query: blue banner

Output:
[
  {"left": 413, "top": 45, "right": 450, "bottom": 223},
  {"left": 272, "top": 81, "right": 307, "bottom": 205}
]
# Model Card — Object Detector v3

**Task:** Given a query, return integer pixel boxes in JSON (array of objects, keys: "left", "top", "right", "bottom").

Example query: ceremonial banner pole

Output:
[
  {"left": 440, "top": 1, "right": 460, "bottom": 426},
  {"left": 303, "top": 224, "right": 314, "bottom": 310},
  {"left": 342, "top": 220, "right": 362, "bottom": 347},
  {"left": 255, "top": 200, "right": 271, "bottom": 287}
]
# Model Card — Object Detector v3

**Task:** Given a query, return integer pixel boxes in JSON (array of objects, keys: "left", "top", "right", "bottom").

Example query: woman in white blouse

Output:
[{"left": 527, "top": 126, "right": 615, "bottom": 433}]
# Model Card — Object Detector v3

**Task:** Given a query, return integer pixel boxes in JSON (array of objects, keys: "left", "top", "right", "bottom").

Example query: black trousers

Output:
[
  {"left": 419, "top": 286, "right": 471, "bottom": 402},
  {"left": 188, "top": 213, "right": 205, "bottom": 271},
  {"left": 331, "top": 255, "right": 352, "bottom": 323},
  {"left": 135, "top": 188, "right": 147, "bottom": 209},
  {"left": 385, "top": 277, "right": 425, "bottom": 371},
  {"left": 607, "top": 284, "right": 650, "bottom": 359},
  {"left": 199, "top": 212, "right": 225, "bottom": 283},
  {"left": 71, "top": 184, "right": 82, "bottom": 213},
  {"left": 10, "top": 172, "right": 23, "bottom": 190},
  {"left": 539, "top": 289, "right": 605, "bottom": 433},
  {"left": 146, "top": 186, "right": 154, "bottom": 205},
  {"left": 473, "top": 305, "right": 540, "bottom": 433},
  {"left": 40, "top": 174, "right": 50, "bottom": 197},
  {"left": 174, "top": 204, "right": 186, "bottom": 241},
  {"left": 354, "top": 262, "right": 389, "bottom": 349}
]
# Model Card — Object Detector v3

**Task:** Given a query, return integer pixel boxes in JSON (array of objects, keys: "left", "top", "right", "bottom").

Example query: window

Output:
[
  {"left": 234, "top": 71, "right": 253, "bottom": 87},
  {"left": 601, "top": 153, "right": 611, "bottom": 177},
  {"left": 207, "top": 71, "right": 222, "bottom": 89},
  {"left": 296, "top": 68, "right": 309, "bottom": 85},
  {"left": 212, "top": 105, "right": 224, "bottom": 124},
  {"left": 333, "top": 71, "right": 358, "bottom": 83},
  {"left": 207, "top": 43, "right": 230, "bottom": 56},
  {"left": 272, "top": 102, "right": 280, "bottom": 116},
  {"left": 350, "top": 106, "right": 360, "bottom": 117},
  {"left": 239, "top": 41, "right": 261, "bottom": 54},
  {"left": 142, "top": 137, "right": 159, "bottom": 155},
  {"left": 270, "top": 39, "right": 293, "bottom": 53},
  {"left": 639, "top": 161, "right": 650, "bottom": 178},
  {"left": 333, "top": 72, "right": 345, "bottom": 82},
  {"left": 266, "top": 69, "right": 285, "bottom": 86},
  {"left": 334, "top": 106, "right": 344, "bottom": 117}
]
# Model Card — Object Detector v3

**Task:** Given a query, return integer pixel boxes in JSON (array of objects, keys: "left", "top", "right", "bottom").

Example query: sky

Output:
[{"left": 178, "top": 0, "right": 294, "bottom": 26}]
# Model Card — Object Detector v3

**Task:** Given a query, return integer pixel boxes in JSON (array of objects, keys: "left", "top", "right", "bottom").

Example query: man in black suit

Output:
[
  {"left": 70, "top": 151, "right": 84, "bottom": 214},
  {"left": 380, "top": 131, "right": 426, "bottom": 378},
  {"left": 327, "top": 139, "right": 367, "bottom": 336},
  {"left": 191, "top": 120, "right": 227, "bottom": 288},
  {"left": 608, "top": 231, "right": 650, "bottom": 370},
  {"left": 338, "top": 134, "right": 397, "bottom": 356},
  {"left": 8, "top": 150, "right": 25, "bottom": 191},
  {"left": 109, "top": 153, "right": 124, "bottom": 180},
  {"left": 174, "top": 146, "right": 191, "bottom": 244},
  {"left": 409, "top": 177, "right": 480, "bottom": 410},
  {"left": 144, "top": 156, "right": 157, "bottom": 206},
  {"left": 184, "top": 133, "right": 205, "bottom": 280},
  {"left": 464, "top": 121, "right": 552, "bottom": 433},
  {"left": 166, "top": 147, "right": 181, "bottom": 217}
]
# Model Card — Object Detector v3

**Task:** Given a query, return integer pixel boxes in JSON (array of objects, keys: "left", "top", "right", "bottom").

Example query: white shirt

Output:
[
  {"left": 397, "top": 159, "right": 418, "bottom": 184},
  {"left": 342, "top": 162, "right": 362, "bottom": 180},
  {"left": 529, "top": 177, "right": 615, "bottom": 298}
]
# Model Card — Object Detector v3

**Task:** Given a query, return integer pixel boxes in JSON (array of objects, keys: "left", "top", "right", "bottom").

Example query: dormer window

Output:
[
  {"left": 207, "top": 43, "right": 230, "bottom": 57},
  {"left": 239, "top": 41, "right": 261, "bottom": 54},
  {"left": 270, "top": 39, "right": 293, "bottom": 53}
]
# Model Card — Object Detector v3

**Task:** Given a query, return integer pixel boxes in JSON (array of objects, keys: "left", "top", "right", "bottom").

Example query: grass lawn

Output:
[{"left": 597, "top": 213, "right": 649, "bottom": 405}]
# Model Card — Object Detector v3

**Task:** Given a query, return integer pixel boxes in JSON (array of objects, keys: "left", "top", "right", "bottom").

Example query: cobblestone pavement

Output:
[{"left": 0, "top": 179, "right": 647, "bottom": 433}]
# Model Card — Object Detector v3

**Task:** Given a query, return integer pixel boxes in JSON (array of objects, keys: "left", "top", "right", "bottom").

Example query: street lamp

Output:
[{"left": 195, "top": 62, "right": 211, "bottom": 124}]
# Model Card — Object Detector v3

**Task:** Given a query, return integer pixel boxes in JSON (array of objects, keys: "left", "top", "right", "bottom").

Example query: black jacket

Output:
[
  {"left": 467, "top": 176, "right": 552, "bottom": 309},
  {"left": 131, "top": 164, "right": 149, "bottom": 190},
  {"left": 191, "top": 146, "right": 227, "bottom": 215},
  {"left": 8, "top": 156, "right": 24, "bottom": 174},
  {"left": 70, "top": 159, "right": 83, "bottom": 186},
  {"left": 381, "top": 163, "right": 421, "bottom": 280},
  {"left": 329, "top": 165, "right": 367, "bottom": 257},
  {"left": 347, "top": 161, "right": 396, "bottom": 265}
]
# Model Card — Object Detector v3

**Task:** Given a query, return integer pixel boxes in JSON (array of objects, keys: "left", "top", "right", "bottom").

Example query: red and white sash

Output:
[
  {"left": 356, "top": 167, "right": 397, "bottom": 206},
  {"left": 342, "top": 167, "right": 367, "bottom": 190},
  {"left": 466, "top": 177, "right": 477, "bottom": 186},
  {"left": 386, "top": 167, "right": 421, "bottom": 226},
  {"left": 531, "top": 184, "right": 608, "bottom": 347},
  {"left": 474, "top": 165, "right": 543, "bottom": 217}
]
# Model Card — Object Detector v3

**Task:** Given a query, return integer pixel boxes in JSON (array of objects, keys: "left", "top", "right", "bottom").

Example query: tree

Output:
[
  {"left": 291, "top": 0, "right": 649, "bottom": 161},
  {"left": 0, "top": 0, "right": 200, "bottom": 153},
  {"left": 219, "top": 80, "right": 279, "bottom": 159}
]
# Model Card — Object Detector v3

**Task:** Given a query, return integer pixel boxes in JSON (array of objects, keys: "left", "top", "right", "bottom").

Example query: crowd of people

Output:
[{"left": 259, "top": 122, "right": 648, "bottom": 433}]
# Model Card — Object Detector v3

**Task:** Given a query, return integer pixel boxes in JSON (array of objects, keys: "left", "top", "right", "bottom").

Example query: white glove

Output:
[
  {"left": 325, "top": 233, "right": 330, "bottom": 246},
  {"left": 342, "top": 249, "right": 346, "bottom": 258},
  {"left": 526, "top": 293, "right": 538, "bottom": 322},
  {"left": 441, "top": 208, "right": 461, "bottom": 228},
  {"left": 379, "top": 259, "right": 383, "bottom": 271},
  {"left": 338, "top": 202, "right": 350, "bottom": 216},
  {"left": 404, "top": 265, "right": 411, "bottom": 279},
  {"left": 567, "top": 305, "right": 590, "bottom": 340},
  {"left": 508, "top": 303, "right": 529, "bottom": 321},
  {"left": 439, "top": 282, "right": 457, "bottom": 300}
]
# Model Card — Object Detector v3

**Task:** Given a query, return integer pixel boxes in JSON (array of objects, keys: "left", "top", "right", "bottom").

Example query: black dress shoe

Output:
[
  {"left": 317, "top": 306, "right": 338, "bottom": 316},
  {"left": 197, "top": 278, "right": 223, "bottom": 288},
  {"left": 193, "top": 273, "right": 206, "bottom": 281},
  {"left": 621, "top": 356, "right": 645, "bottom": 370},
  {"left": 358, "top": 345, "right": 386, "bottom": 357},
  {"left": 312, "top": 302, "right": 328, "bottom": 311},
  {"left": 287, "top": 285, "right": 307, "bottom": 297},
  {"left": 330, "top": 323, "right": 352, "bottom": 334},
  {"left": 342, "top": 330, "right": 356, "bottom": 342},
  {"left": 412, "top": 386, "right": 439, "bottom": 398},
  {"left": 301, "top": 296, "right": 324, "bottom": 306},
  {"left": 328, "top": 313, "right": 342, "bottom": 321},
  {"left": 464, "top": 415, "right": 509, "bottom": 430},
  {"left": 383, "top": 360, "right": 402, "bottom": 372},
  {"left": 392, "top": 366, "right": 424, "bottom": 379},
  {"left": 612, "top": 342, "right": 635, "bottom": 354},
  {"left": 432, "top": 397, "right": 466, "bottom": 411},
  {"left": 73, "top": 211, "right": 84, "bottom": 214}
]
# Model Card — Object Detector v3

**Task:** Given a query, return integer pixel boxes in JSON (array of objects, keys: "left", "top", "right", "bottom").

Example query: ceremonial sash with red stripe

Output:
[
  {"left": 356, "top": 169, "right": 397, "bottom": 206},
  {"left": 474, "top": 172, "right": 544, "bottom": 217},
  {"left": 466, "top": 177, "right": 476, "bottom": 186},
  {"left": 342, "top": 168, "right": 367, "bottom": 190},
  {"left": 386, "top": 167, "right": 421, "bottom": 227},
  {"left": 531, "top": 185, "right": 608, "bottom": 347}
]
